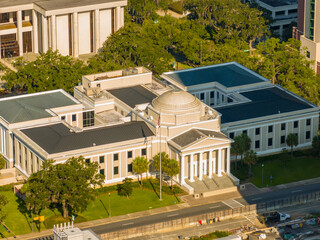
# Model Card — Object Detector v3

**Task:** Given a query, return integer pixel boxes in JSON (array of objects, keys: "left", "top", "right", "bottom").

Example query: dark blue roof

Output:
[
  {"left": 216, "top": 87, "right": 315, "bottom": 124},
  {"left": 163, "top": 62, "right": 269, "bottom": 88}
]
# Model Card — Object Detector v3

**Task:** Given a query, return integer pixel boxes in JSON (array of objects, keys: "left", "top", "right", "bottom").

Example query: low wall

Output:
[
  {"left": 201, "top": 186, "right": 237, "bottom": 198},
  {"left": 100, "top": 191, "right": 320, "bottom": 240}
]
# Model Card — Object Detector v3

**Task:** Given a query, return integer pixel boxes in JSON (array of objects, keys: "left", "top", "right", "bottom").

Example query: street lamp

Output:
[
  {"left": 108, "top": 192, "right": 111, "bottom": 217},
  {"left": 261, "top": 164, "right": 264, "bottom": 187},
  {"left": 30, "top": 207, "right": 33, "bottom": 232}
]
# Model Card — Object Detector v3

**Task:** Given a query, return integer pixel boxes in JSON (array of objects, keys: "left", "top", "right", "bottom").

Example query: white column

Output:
[
  {"left": 226, "top": 147, "right": 230, "bottom": 175},
  {"left": 9, "top": 12, "right": 13, "bottom": 23},
  {"left": 94, "top": 9, "right": 100, "bottom": 52},
  {"left": 32, "top": 10, "right": 39, "bottom": 53},
  {"left": 42, "top": 15, "right": 48, "bottom": 52},
  {"left": 51, "top": 15, "right": 56, "bottom": 51},
  {"left": 208, "top": 150, "right": 213, "bottom": 178},
  {"left": 190, "top": 154, "right": 194, "bottom": 182},
  {"left": 199, "top": 152, "right": 203, "bottom": 180},
  {"left": 116, "top": 6, "right": 121, "bottom": 31},
  {"left": 73, "top": 12, "right": 79, "bottom": 57},
  {"left": 214, "top": 90, "right": 217, "bottom": 106},
  {"left": 17, "top": 10, "right": 23, "bottom": 56},
  {"left": 180, "top": 154, "right": 185, "bottom": 184},
  {"left": 218, "top": 148, "right": 222, "bottom": 177}
]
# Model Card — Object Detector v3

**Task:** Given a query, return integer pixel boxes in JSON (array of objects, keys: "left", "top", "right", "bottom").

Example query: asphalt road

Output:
[{"left": 88, "top": 182, "right": 320, "bottom": 234}]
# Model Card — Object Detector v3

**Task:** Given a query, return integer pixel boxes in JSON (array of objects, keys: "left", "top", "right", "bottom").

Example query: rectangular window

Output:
[
  {"left": 200, "top": 93, "right": 205, "bottom": 100},
  {"left": 255, "top": 140, "right": 260, "bottom": 149},
  {"left": 229, "top": 132, "right": 234, "bottom": 139},
  {"left": 85, "top": 158, "right": 90, "bottom": 163},
  {"left": 255, "top": 128, "right": 260, "bottom": 135},
  {"left": 99, "top": 156, "right": 104, "bottom": 163},
  {"left": 268, "top": 138, "right": 273, "bottom": 146},
  {"left": 275, "top": 10, "right": 285, "bottom": 16},
  {"left": 243, "top": 130, "right": 247, "bottom": 135},
  {"left": 141, "top": 148, "right": 146, "bottom": 156},
  {"left": 210, "top": 91, "right": 214, "bottom": 98},
  {"left": 307, "top": 51, "right": 311, "bottom": 58},
  {"left": 294, "top": 121, "right": 299, "bottom": 128},
  {"left": 268, "top": 125, "right": 273, "bottom": 133},
  {"left": 281, "top": 136, "right": 286, "bottom": 144},
  {"left": 72, "top": 114, "right": 77, "bottom": 122},
  {"left": 306, "top": 131, "right": 311, "bottom": 139},
  {"left": 281, "top": 123, "right": 286, "bottom": 131},
  {"left": 114, "top": 153, "right": 119, "bottom": 161},
  {"left": 227, "top": 97, "right": 233, "bottom": 103},
  {"left": 127, "top": 151, "right": 132, "bottom": 158},
  {"left": 83, "top": 111, "right": 94, "bottom": 127},
  {"left": 114, "top": 166, "right": 118, "bottom": 175},
  {"left": 61, "top": 115, "right": 66, "bottom": 121},
  {"left": 288, "top": 9, "right": 297, "bottom": 14},
  {"left": 128, "top": 163, "right": 133, "bottom": 172},
  {"left": 306, "top": 119, "right": 311, "bottom": 126},
  {"left": 100, "top": 169, "right": 105, "bottom": 175}
]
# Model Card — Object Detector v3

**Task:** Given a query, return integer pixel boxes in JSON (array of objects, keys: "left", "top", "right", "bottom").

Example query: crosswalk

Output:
[{"left": 222, "top": 199, "right": 244, "bottom": 209}]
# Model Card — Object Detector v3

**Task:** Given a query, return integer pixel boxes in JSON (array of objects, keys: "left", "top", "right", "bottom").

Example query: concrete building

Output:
[
  {"left": 1, "top": 63, "right": 317, "bottom": 195},
  {"left": 0, "top": 0, "right": 126, "bottom": 58},
  {"left": 161, "top": 62, "right": 319, "bottom": 156},
  {"left": 255, "top": 0, "right": 298, "bottom": 39},
  {"left": 295, "top": 0, "right": 320, "bottom": 73}
]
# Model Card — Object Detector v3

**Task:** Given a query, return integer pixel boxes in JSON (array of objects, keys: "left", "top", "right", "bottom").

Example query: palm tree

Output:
[
  {"left": 239, "top": 133, "right": 252, "bottom": 166},
  {"left": 243, "top": 150, "right": 257, "bottom": 177},
  {"left": 163, "top": 158, "right": 180, "bottom": 190},
  {"left": 153, "top": 152, "right": 169, "bottom": 172},
  {"left": 286, "top": 133, "right": 298, "bottom": 157},
  {"left": 132, "top": 156, "right": 149, "bottom": 187},
  {"left": 312, "top": 135, "right": 320, "bottom": 156},
  {"left": 231, "top": 136, "right": 242, "bottom": 170}
]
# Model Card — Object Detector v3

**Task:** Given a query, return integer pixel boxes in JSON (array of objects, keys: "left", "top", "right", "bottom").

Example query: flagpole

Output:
[{"left": 159, "top": 112, "right": 162, "bottom": 201}]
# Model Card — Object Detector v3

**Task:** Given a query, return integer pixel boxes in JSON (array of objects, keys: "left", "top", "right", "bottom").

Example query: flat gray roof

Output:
[
  {"left": 216, "top": 86, "right": 316, "bottom": 124},
  {"left": 0, "top": 90, "right": 78, "bottom": 124},
  {"left": 259, "top": 0, "right": 297, "bottom": 7},
  {"left": 163, "top": 62, "right": 269, "bottom": 88},
  {"left": 108, "top": 85, "right": 157, "bottom": 108},
  {"left": 21, "top": 121, "right": 154, "bottom": 154}
]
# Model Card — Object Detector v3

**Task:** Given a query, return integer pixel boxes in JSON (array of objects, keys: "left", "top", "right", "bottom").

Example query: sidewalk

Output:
[{"left": 5, "top": 177, "right": 320, "bottom": 240}]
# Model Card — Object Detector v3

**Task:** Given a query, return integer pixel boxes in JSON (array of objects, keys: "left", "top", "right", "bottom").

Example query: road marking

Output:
[
  {"left": 292, "top": 190, "right": 302, "bottom": 193},
  {"left": 232, "top": 199, "right": 244, "bottom": 207},
  {"left": 122, "top": 222, "right": 134, "bottom": 226},
  {"left": 252, "top": 197, "right": 262, "bottom": 201},
  {"left": 222, "top": 199, "right": 244, "bottom": 209},
  {"left": 209, "top": 205, "right": 221, "bottom": 209},
  {"left": 222, "top": 200, "right": 234, "bottom": 209},
  {"left": 167, "top": 213, "right": 179, "bottom": 217},
  {"left": 245, "top": 215, "right": 256, "bottom": 224}
]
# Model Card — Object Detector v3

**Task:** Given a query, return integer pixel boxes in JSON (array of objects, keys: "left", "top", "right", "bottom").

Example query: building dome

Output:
[{"left": 152, "top": 89, "right": 202, "bottom": 114}]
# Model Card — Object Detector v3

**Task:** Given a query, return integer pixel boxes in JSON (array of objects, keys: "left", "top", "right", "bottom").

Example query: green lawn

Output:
[
  {"left": 232, "top": 152, "right": 320, "bottom": 188},
  {"left": 0, "top": 182, "right": 181, "bottom": 237}
]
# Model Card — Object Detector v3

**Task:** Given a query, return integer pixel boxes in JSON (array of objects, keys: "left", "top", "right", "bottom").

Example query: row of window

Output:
[
  {"left": 229, "top": 119, "right": 311, "bottom": 139},
  {"left": 85, "top": 148, "right": 147, "bottom": 164},
  {"left": 254, "top": 131, "right": 311, "bottom": 149},
  {"left": 99, "top": 163, "right": 133, "bottom": 176}
]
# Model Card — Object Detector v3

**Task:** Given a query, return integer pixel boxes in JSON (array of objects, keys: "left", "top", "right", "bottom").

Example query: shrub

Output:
[{"left": 169, "top": 1, "right": 184, "bottom": 14}]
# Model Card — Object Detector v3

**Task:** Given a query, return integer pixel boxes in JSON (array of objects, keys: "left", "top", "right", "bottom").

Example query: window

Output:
[
  {"left": 115, "top": 106, "right": 118, "bottom": 111},
  {"left": 114, "top": 166, "right": 118, "bottom": 175},
  {"left": 200, "top": 93, "right": 205, "bottom": 100},
  {"left": 61, "top": 116, "right": 66, "bottom": 121},
  {"left": 268, "top": 138, "right": 273, "bottom": 146},
  {"left": 229, "top": 132, "right": 234, "bottom": 139},
  {"left": 288, "top": 9, "right": 297, "bottom": 14},
  {"left": 99, "top": 156, "right": 104, "bottom": 163},
  {"left": 227, "top": 97, "right": 233, "bottom": 103},
  {"left": 128, "top": 163, "right": 133, "bottom": 172},
  {"left": 243, "top": 130, "right": 247, "bottom": 135},
  {"left": 281, "top": 123, "right": 286, "bottom": 131},
  {"left": 114, "top": 153, "right": 119, "bottom": 161},
  {"left": 83, "top": 111, "right": 94, "bottom": 127},
  {"left": 72, "top": 114, "right": 77, "bottom": 122},
  {"left": 141, "top": 148, "right": 146, "bottom": 156},
  {"left": 97, "top": 84, "right": 100, "bottom": 88},
  {"left": 127, "top": 151, "right": 132, "bottom": 158},
  {"left": 255, "top": 128, "right": 260, "bottom": 135},
  {"left": 306, "top": 131, "right": 311, "bottom": 139},
  {"left": 275, "top": 10, "right": 285, "bottom": 16},
  {"left": 100, "top": 169, "right": 105, "bottom": 175},
  {"left": 294, "top": 121, "right": 299, "bottom": 128},
  {"left": 306, "top": 119, "right": 311, "bottom": 126},
  {"left": 307, "top": 51, "right": 310, "bottom": 58},
  {"left": 255, "top": 140, "right": 260, "bottom": 149},
  {"left": 85, "top": 158, "right": 90, "bottom": 163},
  {"left": 268, "top": 126, "right": 273, "bottom": 133},
  {"left": 210, "top": 91, "right": 214, "bottom": 98},
  {"left": 281, "top": 136, "right": 286, "bottom": 144}
]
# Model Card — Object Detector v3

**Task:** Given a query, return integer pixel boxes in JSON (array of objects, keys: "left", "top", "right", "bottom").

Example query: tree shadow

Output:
[
  {"left": 148, "top": 179, "right": 160, "bottom": 199},
  {"left": 99, "top": 199, "right": 109, "bottom": 217},
  {"left": 16, "top": 197, "right": 32, "bottom": 231}
]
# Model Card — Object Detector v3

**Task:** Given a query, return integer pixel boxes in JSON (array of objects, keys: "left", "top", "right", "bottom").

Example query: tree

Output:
[
  {"left": 286, "top": 133, "right": 298, "bottom": 157},
  {"left": 231, "top": 136, "right": 242, "bottom": 169},
  {"left": 153, "top": 152, "right": 170, "bottom": 171},
  {"left": 132, "top": 156, "right": 149, "bottom": 187},
  {"left": 312, "top": 135, "right": 320, "bottom": 157},
  {"left": 163, "top": 158, "right": 180, "bottom": 190},
  {"left": 239, "top": 133, "right": 252, "bottom": 165},
  {"left": 117, "top": 178, "right": 133, "bottom": 199},
  {"left": 0, "top": 194, "right": 8, "bottom": 223},
  {"left": 3, "top": 50, "right": 88, "bottom": 93},
  {"left": 0, "top": 154, "right": 5, "bottom": 170},
  {"left": 243, "top": 150, "right": 257, "bottom": 177}
]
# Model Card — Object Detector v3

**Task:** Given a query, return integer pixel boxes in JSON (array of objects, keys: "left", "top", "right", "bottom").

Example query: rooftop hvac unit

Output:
[{"left": 122, "top": 68, "right": 138, "bottom": 76}]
